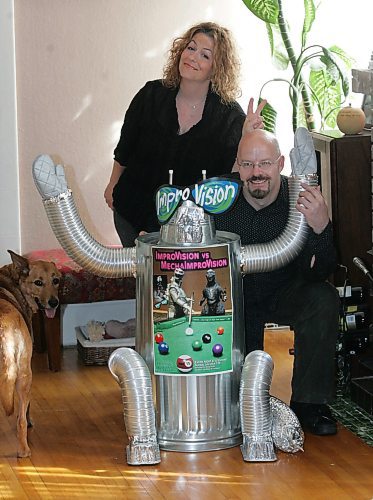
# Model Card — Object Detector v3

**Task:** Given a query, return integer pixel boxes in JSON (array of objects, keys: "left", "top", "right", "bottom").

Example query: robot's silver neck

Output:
[{"left": 159, "top": 200, "right": 216, "bottom": 246}]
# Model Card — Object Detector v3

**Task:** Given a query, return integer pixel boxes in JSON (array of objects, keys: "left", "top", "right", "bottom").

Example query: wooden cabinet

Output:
[{"left": 311, "top": 130, "right": 372, "bottom": 286}]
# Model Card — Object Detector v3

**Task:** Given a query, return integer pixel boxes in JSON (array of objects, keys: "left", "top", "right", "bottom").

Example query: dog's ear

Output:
[{"left": 8, "top": 250, "right": 30, "bottom": 276}]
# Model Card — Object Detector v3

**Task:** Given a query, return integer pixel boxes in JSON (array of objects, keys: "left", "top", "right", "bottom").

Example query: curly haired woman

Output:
[{"left": 104, "top": 22, "right": 265, "bottom": 245}]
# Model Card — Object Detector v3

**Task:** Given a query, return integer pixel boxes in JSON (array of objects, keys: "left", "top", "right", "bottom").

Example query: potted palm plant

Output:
[{"left": 242, "top": 0, "right": 353, "bottom": 132}]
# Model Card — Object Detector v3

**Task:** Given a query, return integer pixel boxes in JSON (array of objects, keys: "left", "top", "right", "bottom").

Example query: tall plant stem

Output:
[{"left": 277, "top": 0, "right": 315, "bottom": 131}]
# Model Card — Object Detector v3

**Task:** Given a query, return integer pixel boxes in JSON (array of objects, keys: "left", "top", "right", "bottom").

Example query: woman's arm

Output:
[
  {"left": 104, "top": 160, "right": 126, "bottom": 209},
  {"left": 105, "top": 81, "right": 156, "bottom": 209},
  {"left": 231, "top": 98, "right": 267, "bottom": 172},
  {"left": 241, "top": 98, "right": 267, "bottom": 136}
]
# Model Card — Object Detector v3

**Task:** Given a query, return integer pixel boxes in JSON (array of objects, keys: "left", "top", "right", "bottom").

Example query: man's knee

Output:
[
  {"left": 291, "top": 282, "right": 339, "bottom": 346},
  {"left": 280, "top": 281, "right": 339, "bottom": 335},
  {"left": 308, "top": 281, "right": 340, "bottom": 317}
]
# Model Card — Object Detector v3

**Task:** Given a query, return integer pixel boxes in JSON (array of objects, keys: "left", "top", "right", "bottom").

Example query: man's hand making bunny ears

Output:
[{"left": 242, "top": 98, "right": 267, "bottom": 135}]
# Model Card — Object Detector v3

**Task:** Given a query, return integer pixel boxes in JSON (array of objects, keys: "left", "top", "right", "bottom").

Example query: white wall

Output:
[
  {"left": 0, "top": 0, "right": 371, "bottom": 265},
  {"left": 0, "top": 0, "right": 20, "bottom": 264}
]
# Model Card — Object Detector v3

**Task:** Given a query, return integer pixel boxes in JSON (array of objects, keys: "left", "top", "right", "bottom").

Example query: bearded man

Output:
[{"left": 215, "top": 129, "right": 340, "bottom": 436}]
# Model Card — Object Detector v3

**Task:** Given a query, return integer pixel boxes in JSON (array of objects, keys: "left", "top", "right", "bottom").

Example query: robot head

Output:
[
  {"left": 156, "top": 275, "right": 163, "bottom": 283},
  {"left": 174, "top": 268, "right": 184, "bottom": 283},
  {"left": 206, "top": 269, "right": 215, "bottom": 281}
]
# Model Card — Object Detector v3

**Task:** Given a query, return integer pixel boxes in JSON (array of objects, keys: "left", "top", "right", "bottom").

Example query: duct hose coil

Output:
[
  {"left": 43, "top": 191, "right": 136, "bottom": 278},
  {"left": 240, "top": 350, "right": 304, "bottom": 462},
  {"left": 108, "top": 348, "right": 161, "bottom": 465},
  {"left": 240, "top": 175, "right": 318, "bottom": 274}
]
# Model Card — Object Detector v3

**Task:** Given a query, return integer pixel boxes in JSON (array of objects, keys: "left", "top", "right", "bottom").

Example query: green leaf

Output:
[
  {"left": 329, "top": 45, "right": 355, "bottom": 70},
  {"left": 325, "top": 104, "right": 340, "bottom": 128},
  {"left": 241, "top": 0, "right": 279, "bottom": 24},
  {"left": 320, "top": 55, "right": 339, "bottom": 83},
  {"left": 296, "top": 101, "right": 308, "bottom": 129},
  {"left": 287, "top": 84, "right": 305, "bottom": 131},
  {"left": 301, "top": 0, "right": 316, "bottom": 48},
  {"left": 259, "top": 99, "right": 277, "bottom": 133},
  {"left": 265, "top": 22, "right": 275, "bottom": 55},
  {"left": 269, "top": 23, "right": 289, "bottom": 69},
  {"left": 272, "top": 48, "right": 290, "bottom": 70},
  {"left": 309, "top": 69, "right": 342, "bottom": 128},
  {"left": 321, "top": 47, "right": 350, "bottom": 97}
]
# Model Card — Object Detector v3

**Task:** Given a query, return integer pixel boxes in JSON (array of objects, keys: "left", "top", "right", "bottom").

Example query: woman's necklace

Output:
[
  {"left": 189, "top": 99, "right": 204, "bottom": 110},
  {"left": 176, "top": 93, "right": 207, "bottom": 112},
  {"left": 176, "top": 92, "right": 207, "bottom": 135}
]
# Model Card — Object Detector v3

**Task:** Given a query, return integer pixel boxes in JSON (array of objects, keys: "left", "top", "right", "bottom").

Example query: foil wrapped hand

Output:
[{"left": 289, "top": 127, "right": 317, "bottom": 176}]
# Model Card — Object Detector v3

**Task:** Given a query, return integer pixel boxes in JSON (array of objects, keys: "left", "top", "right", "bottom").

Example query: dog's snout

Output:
[{"left": 48, "top": 297, "right": 59, "bottom": 309}]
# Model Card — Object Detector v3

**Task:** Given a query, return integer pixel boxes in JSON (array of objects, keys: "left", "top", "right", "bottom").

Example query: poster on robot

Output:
[{"left": 152, "top": 244, "right": 233, "bottom": 376}]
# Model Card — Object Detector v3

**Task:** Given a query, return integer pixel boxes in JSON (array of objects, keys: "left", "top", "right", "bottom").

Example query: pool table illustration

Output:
[{"left": 153, "top": 314, "right": 233, "bottom": 375}]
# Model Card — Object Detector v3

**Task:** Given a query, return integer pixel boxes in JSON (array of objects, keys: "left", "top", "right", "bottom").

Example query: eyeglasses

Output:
[{"left": 236, "top": 155, "right": 282, "bottom": 170}]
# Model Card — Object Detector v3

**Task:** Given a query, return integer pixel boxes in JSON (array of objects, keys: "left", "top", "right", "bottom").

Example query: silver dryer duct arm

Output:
[
  {"left": 32, "top": 155, "right": 136, "bottom": 278},
  {"left": 240, "top": 127, "right": 318, "bottom": 274},
  {"left": 32, "top": 128, "right": 317, "bottom": 278},
  {"left": 108, "top": 347, "right": 161, "bottom": 465},
  {"left": 240, "top": 350, "right": 304, "bottom": 462},
  {"left": 240, "top": 174, "right": 316, "bottom": 274}
]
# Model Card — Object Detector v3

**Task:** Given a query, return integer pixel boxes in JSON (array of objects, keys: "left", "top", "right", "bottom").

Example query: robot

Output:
[
  {"left": 165, "top": 268, "right": 192, "bottom": 319},
  {"left": 153, "top": 275, "right": 167, "bottom": 307},
  {"left": 200, "top": 269, "right": 227, "bottom": 316},
  {"left": 32, "top": 127, "right": 315, "bottom": 462}
]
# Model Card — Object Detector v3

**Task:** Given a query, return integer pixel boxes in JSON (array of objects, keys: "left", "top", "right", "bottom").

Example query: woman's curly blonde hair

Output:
[{"left": 163, "top": 22, "right": 241, "bottom": 104}]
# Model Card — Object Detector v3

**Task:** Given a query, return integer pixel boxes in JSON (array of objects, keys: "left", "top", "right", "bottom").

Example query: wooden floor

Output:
[{"left": 1, "top": 329, "right": 373, "bottom": 499}]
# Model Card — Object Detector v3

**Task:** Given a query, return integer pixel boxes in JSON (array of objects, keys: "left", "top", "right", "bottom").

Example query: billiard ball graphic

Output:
[
  {"left": 202, "top": 333, "right": 212, "bottom": 343},
  {"left": 217, "top": 326, "right": 224, "bottom": 335},
  {"left": 154, "top": 332, "right": 164, "bottom": 344},
  {"left": 185, "top": 326, "right": 194, "bottom": 336},
  {"left": 212, "top": 343, "right": 223, "bottom": 357},
  {"left": 176, "top": 354, "right": 194, "bottom": 373},
  {"left": 192, "top": 340, "right": 202, "bottom": 351},
  {"left": 158, "top": 342, "right": 169, "bottom": 355}
]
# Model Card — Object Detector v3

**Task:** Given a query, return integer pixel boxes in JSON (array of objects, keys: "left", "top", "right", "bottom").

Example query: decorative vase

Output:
[{"left": 336, "top": 104, "right": 366, "bottom": 135}]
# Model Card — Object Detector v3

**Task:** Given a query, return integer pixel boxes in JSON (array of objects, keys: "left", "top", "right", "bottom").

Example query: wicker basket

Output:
[{"left": 76, "top": 328, "right": 135, "bottom": 365}]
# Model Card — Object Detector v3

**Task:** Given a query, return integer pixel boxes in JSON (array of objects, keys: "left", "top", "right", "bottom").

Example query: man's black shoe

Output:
[{"left": 290, "top": 401, "right": 337, "bottom": 436}]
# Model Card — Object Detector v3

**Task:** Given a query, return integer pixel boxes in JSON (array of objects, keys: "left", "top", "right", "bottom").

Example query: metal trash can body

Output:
[{"left": 136, "top": 231, "right": 244, "bottom": 452}]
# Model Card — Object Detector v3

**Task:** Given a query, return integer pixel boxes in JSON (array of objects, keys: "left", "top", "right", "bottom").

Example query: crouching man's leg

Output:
[{"left": 271, "top": 279, "right": 340, "bottom": 435}]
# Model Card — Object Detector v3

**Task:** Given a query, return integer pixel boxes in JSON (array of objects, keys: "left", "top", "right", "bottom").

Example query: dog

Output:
[{"left": 0, "top": 250, "right": 61, "bottom": 457}]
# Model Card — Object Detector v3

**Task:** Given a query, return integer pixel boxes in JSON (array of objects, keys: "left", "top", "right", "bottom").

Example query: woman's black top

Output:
[{"left": 113, "top": 79, "right": 246, "bottom": 232}]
